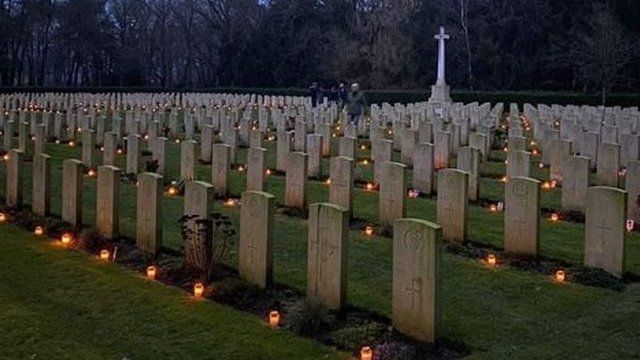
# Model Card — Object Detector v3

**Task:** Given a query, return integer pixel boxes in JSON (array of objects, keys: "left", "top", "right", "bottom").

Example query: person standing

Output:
[
  {"left": 328, "top": 86, "right": 338, "bottom": 105},
  {"left": 338, "top": 83, "right": 348, "bottom": 109},
  {"left": 309, "top": 82, "right": 321, "bottom": 108},
  {"left": 346, "top": 83, "right": 366, "bottom": 126}
]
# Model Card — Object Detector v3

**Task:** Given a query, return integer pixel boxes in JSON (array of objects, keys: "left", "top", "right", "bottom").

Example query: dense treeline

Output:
[{"left": 1, "top": 0, "right": 639, "bottom": 98}]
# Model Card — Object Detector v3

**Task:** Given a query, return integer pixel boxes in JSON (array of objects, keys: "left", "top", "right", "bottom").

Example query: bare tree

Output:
[{"left": 569, "top": 4, "right": 638, "bottom": 107}]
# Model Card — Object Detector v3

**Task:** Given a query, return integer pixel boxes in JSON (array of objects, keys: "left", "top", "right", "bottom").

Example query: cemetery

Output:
[
  {"left": 1, "top": 86, "right": 640, "bottom": 358},
  {"left": 1, "top": 2, "right": 640, "bottom": 359}
]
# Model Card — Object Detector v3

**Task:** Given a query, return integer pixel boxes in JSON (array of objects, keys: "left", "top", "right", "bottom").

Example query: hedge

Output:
[{"left": 1, "top": 86, "right": 640, "bottom": 107}]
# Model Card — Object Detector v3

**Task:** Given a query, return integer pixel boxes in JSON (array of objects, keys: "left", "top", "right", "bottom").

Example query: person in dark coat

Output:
[
  {"left": 328, "top": 86, "right": 338, "bottom": 104},
  {"left": 338, "top": 83, "right": 348, "bottom": 109},
  {"left": 309, "top": 82, "right": 321, "bottom": 108}
]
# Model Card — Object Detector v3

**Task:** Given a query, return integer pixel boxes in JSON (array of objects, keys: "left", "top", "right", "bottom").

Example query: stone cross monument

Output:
[{"left": 428, "top": 26, "right": 452, "bottom": 108}]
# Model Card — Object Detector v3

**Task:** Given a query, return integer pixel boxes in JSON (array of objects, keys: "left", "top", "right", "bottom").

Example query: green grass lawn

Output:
[
  {"left": 1, "top": 138, "right": 640, "bottom": 359},
  {"left": 0, "top": 225, "right": 343, "bottom": 360}
]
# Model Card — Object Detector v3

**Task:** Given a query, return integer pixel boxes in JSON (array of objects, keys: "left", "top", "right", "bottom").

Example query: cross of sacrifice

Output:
[{"left": 433, "top": 26, "right": 450, "bottom": 85}]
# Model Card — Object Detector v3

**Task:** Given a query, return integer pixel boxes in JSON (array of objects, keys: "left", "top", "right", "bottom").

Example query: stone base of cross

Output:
[{"left": 428, "top": 83, "right": 452, "bottom": 116}]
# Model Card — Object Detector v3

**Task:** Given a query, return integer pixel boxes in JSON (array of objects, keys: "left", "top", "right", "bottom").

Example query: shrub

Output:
[
  {"left": 373, "top": 341, "right": 418, "bottom": 360},
  {"left": 145, "top": 159, "right": 159, "bottom": 173},
  {"left": 76, "top": 228, "right": 110, "bottom": 253},
  {"left": 179, "top": 212, "right": 236, "bottom": 281},
  {"left": 285, "top": 298, "right": 330, "bottom": 337},
  {"left": 570, "top": 267, "right": 626, "bottom": 291},
  {"left": 212, "top": 277, "right": 263, "bottom": 309},
  {"left": 330, "top": 322, "right": 386, "bottom": 350},
  {"left": 120, "top": 172, "right": 137, "bottom": 184}
]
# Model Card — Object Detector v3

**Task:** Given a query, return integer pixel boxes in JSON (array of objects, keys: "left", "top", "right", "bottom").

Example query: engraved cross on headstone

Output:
[
  {"left": 405, "top": 277, "right": 422, "bottom": 313},
  {"left": 594, "top": 218, "right": 612, "bottom": 253}
]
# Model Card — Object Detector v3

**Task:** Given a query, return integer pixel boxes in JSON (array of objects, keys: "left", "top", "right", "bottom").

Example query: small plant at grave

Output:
[
  {"left": 4, "top": 208, "right": 39, "bottom": 229},
  {"left": 330, "top": 322, "right": 387, "bottom": 351},
  {"left": 161, "top": 125, "right": 170, "bottom": 137},
  {"left": 76, "top": 228, "right": 111, "bottom": 253},
  {"left": 285, "top": 298, "right": 330, "bottom": 337},
  {"left": 379, "top": 223, "right": 393, "bottom": 238},
  {"left": 120, "top": 172, "right": 138, "bottom": 184},
  {"left": 559, "top": 210, "right": 585, "bottom": 223},
  {"left": 145, "top": 159, "right": 159, "bottom": 173},
  {"left": 179, "top": 212, "right": 236, "bottom": 282},
  {"left": 211, "top": 213, "right": 236, "bottom": 266},
  {"left": 211, "top": 277, "right": 263, "bottom": 309},
  {"left": 41, "top": 218, "right": 74, "bottom": 239},
  {"left": 3, "top": 208, "right": 70, "bottom": 238},
  {"left": 569, "top": 267, "right": 626, "bottom": 291},
  {"left": 445, "top": 241, "right": 486, "bottom": 259},
  {"left": 373, "top": 341, "right": 418, "bottom": 360}
]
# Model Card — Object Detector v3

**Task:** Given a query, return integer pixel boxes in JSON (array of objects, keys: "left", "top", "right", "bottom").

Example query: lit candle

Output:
[
  {"left": 238, "top": 165, "right": 245, "bottom": 172},
  {"left": 268, "top": 310, "right": 280, "bottom": 328},
  {"left": 489, "top": 204, "right": 498, "bottom": 212},
  {"left": 550, "top": 213, "right": 559, "bottom": 222},
  {"left": 360, "top": 346, "right": 373, "bottom": 360},
  {"left": 265, "top": 168, "right": 272, "bottom": 176},
  {"left": 555, "top": 270, "right": 566, "bottom": 283},
  {"left": 68, "top": 141, "right": 75, "bottom": 147},
  {"left": 224, "top": 199, "right": 235, "bottom": 207},
  {"left": 193, "top": 283, "right": 205, "bottom": 297},
  {"left": 100, "top": 249, "right": 110, "bottom": 261},
  {"left": 365, "top": 183, "right": 374, "bottom": 191},
  {"left": 1, "top": 154, "right": 7, "bottom": 161},
  {"left": 500, "top": 176, "right": 507, "bottom": 183},
  {"left": 626, "top": 219, "right": 635, "bottom": 232},
  {"left": 487, "top": 253, "right": 497, "bottom": 266},
  {"left": 146, "top": 265, "right": 157, "bottom": 280},
  {"left": 364, "top": 226, "right": 374, "bottom": 236},
  {"left": 0, "top": 212, "right": 6, "bottom": 222},
  {"left": 34, "top": 226, "right": 44, "bottom": 236},
  {"left": 61, "top": 233, "right": 73, "bottom": 245},
  {"left": 88, "top": 169, "right": 96, "bottom": 177},
  {"left": 168, "top": 186, "right": 178, "bottom": 196},
  {"left": 325, "top": 178, "right": 331, "bottom": 185}
]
